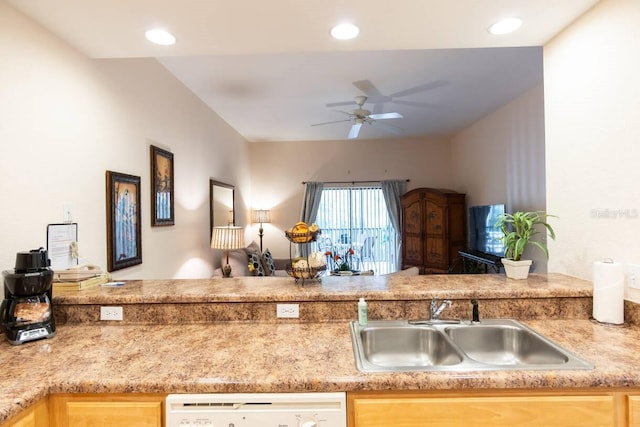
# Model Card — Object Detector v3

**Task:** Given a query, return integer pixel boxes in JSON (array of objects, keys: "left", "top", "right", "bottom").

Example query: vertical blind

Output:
[{"left": 315, "top": 186, "right": 397, "bottom": 274}]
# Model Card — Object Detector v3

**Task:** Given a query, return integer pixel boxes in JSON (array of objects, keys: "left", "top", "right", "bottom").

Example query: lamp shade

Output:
[
  {"left": 252, "top": 209, "right": 271, "bottom": 224},
  {"left": 210, "top": 226, "right": 245, "bottom": 250}
]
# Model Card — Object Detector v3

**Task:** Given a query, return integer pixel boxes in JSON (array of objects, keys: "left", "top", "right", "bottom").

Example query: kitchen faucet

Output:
[{"left": 430, "top": 298, "right": 452, "bottom": 320}]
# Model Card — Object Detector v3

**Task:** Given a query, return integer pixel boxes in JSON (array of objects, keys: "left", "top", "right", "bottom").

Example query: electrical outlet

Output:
[
  {"left": 627, "top": 264, "right": 640, "bottom": 290},
  {"left": 276, "top": 303, "right": 299, "bottom": 318},
  {"left": 100, "top": 306, "right": 123, "bottom": 321}
]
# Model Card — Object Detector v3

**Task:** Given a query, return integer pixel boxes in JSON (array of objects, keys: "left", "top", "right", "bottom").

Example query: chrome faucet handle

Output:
[
  {"left": 430, "top": 298, "right": 439, "bottom": 314},
  {"left": 430, "top": 298, "right": 452, "bottom": 320}
]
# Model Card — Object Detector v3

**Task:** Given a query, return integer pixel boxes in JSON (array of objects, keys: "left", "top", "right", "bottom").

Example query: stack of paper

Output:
[{"left": 53, "top": 266, "right": 110, "bottom": 291}]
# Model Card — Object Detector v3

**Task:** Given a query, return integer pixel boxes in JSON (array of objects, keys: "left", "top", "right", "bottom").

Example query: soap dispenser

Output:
[{"left": 358, "top": 297, "right": 368, "bottom": 325}]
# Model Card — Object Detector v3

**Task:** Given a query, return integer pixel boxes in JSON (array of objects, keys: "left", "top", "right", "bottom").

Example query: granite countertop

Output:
[
  {"left": 2, "top": 318, "right": 640, "bottom": 423},
  {"left": 1, "top": 274, "right": 636, "bottom": 424},
  {"left": 53, "top": 273, "right": 593, "bottom": 304}
]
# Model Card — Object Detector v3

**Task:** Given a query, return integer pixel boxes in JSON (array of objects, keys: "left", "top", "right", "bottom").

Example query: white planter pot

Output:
[{"left": 501, "top": 258, "right": 532, "bottom": 280}]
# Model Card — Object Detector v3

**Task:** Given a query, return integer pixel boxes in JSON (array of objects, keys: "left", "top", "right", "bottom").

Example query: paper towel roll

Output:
[{"left": 593, "top": 260, "right": 625, "bottom": 324}]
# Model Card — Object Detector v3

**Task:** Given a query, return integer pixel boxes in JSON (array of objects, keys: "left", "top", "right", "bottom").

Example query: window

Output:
[{"left": 314, "top": 186, "right": 398, "bottom": 274}]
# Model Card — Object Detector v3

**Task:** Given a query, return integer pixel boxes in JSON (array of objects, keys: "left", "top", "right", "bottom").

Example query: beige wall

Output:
[
  {"left": 450, "top": 85, "right": 547, "bottom": 271},
  {"left": 249, "top": 137, "right": 452, "bottom": 257},
  {"left": 0, "top": 3, "right": 250, "bottom": 279},
  {"left": 544, "top": 0, "right": 640, "bottom": 300},
  {"left": 9, "top": 0, "right": 631, "bottom": 284}
]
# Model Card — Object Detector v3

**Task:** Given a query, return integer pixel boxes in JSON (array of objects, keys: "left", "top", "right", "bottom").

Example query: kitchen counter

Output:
[
  {"left": 54, "top": 273, "right": 592, "bottom": 304},
  {"left": 3, "top": 319, "right": 640, "bottom": 423},
  {"left": 52, "top": 273, "right": 597, "bottom": 324},
  {"left": 2, "top": 273, "right": 639, "bottom": 423}
]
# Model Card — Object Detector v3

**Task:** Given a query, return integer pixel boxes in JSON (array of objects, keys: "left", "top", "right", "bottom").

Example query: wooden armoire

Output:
[{"left": 401, "top": 188, "right": 466, "bottom": 274}]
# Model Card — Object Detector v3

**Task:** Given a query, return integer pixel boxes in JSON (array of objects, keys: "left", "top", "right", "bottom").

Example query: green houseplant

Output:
[{"left": 496, "top": 211, "right": 556, "bottom": 279}]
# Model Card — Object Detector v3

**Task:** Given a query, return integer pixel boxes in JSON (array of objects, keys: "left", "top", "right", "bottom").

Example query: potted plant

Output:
[
  {"left": 325, "top": 247, "right": 355, "bottom": 274},
  {"left": 496, "top": 211, "right": 556, "bottom": 279}
]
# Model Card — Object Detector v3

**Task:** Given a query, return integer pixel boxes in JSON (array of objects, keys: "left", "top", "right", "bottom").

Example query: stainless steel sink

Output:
[
  {"left": 445, "top": 322, "right": 569, "bottom": 366},
  {"left": 360, "top": 325, "right": 463, "bottom": 368},
  {"left": 350, "top": 319, "right": 592, "bottom": 372}
]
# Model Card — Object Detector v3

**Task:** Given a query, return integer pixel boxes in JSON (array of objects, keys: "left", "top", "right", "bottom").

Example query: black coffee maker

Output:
[{"left": 1, "top": 248, "right": 56, "bottom": 345}]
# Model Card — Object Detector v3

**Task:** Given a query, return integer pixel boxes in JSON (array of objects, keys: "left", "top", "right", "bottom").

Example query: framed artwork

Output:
[
  {"left": 150, "top": 145, "right": 174, "bottom": 226},
  {"left": 106, "top": 171, "right": 142, "bottom": 272}
]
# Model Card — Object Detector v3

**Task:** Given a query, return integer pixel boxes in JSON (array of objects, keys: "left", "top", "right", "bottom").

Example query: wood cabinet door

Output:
[
  {"left": 629, "top": 395, "right": 640, "bottom": 426},
  {"left": 66, "top": 402, "right": 161, "bottom": 427},
  {"left": 425, "top": 201, "right": 445, "bottom": 235},
  {"left": 403, "top": 235, "right": 424, "bottom": 265},
  {"left": 448, "top": 200, "right": 466, "bottom": 242},
  {"left": 425, "top": 237, "right": 446, "bottom": 266},
  {"left": 351, "top": 395, "right": 615, "bottom": 427},
  {"left": 402, "top": 196, "right": 424, "bottom": 267},
  {"left": 3, "top": 411, "right": 34, "bottom": 427},
  {"left": 403, "top": 198, "right": 423, "bottom": 234},
  {"left": 50, "top": 394, "right": 163, "bottom": 427},
  {"left": 2, "top": 399, "right": 48, "bottom": 427}
]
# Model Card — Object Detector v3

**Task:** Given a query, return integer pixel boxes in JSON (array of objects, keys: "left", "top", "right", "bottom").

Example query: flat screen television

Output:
[{"left": 468, "top": 204, "right": 506, "bottom": 257}]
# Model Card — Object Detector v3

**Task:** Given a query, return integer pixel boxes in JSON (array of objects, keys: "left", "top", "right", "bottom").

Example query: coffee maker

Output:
[{"left": 1, "top": 248, "right": 56, "bottom": 345}]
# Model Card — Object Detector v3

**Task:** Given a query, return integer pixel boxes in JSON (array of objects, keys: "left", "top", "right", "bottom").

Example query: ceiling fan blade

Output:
[
  {"left": 393, "top": 100, "right": 445, "bottom": 109},
  {"left": 369, "top": 112, "right": 403, "bottom": 120},
  {"left": 326, "top": 100, "right": 356, "bottom": 108},
  {"left": 353, "top": 80, "right": 385, "bottom": 98},
  {"left": 376, "top": 121, "right": 404, "bottom": 135},
  {"left": 388, "top": 80, "right": 449, "bottom": 98},
  {"left": 310, "top": 119, "right": 351, "bottom": 127},
  {"left": 348, "top": 123, "right": 362, "bottom": 139}
]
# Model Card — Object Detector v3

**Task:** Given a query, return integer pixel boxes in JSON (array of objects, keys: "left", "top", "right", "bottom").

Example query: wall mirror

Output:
[{"left": 210, "top": 180, "right": 235, "bottom": 235}]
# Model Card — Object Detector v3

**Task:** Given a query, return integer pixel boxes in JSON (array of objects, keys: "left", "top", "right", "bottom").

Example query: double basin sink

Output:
[{"left": 350, "top": 319, "right": 592, "bottom": 372}]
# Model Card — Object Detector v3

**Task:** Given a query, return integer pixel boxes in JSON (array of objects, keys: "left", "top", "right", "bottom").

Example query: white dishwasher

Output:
[{"left": 166, "top": 392, "right": 346, "bottom": 427}]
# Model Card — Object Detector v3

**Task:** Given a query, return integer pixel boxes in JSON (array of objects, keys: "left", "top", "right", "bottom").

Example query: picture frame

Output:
[
  {"left": 150, "top": 145, "right": 175, "bottom": 226},
  {"left": 106, "top": 171, "right": 142, "bottom": 272},
  {"left": 209, "top": 179, "right": 235, "bottom": 236}
]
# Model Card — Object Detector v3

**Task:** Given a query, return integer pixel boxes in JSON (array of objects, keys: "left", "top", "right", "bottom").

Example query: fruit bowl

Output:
[
  {"left": 285, "top": 229, "right": 321, "bottom": 243},
  {"left": 286, "top": 265, "right": 326, "bottom": 280}
]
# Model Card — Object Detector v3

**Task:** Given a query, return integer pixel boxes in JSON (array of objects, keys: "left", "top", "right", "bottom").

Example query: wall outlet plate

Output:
[
  {"left": 276, "top": 303, "right": 299, "bottom": 318},
  {"left": 62, "top": 202, "right": 74, "bottom": 222},
  {"left": 626, "top": 264, "right": 640, "bottom": 290},
  {"left": 100, "top": 306, "right": 123, "bottom": 321}
]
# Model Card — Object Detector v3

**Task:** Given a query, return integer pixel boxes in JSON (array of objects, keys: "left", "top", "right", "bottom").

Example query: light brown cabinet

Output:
[
  {"left": 401, "top": 188, "right": 466, "bottom": 273},
  {"left": 628, "top": 395, "right": 640, "bottom": 426},
  {"left": 49, "top": 394, "right": 164, "bottom": 427},
  {"left": 348, "top": 390, "right": 625, "bottom": 427},
  {"left": 2, "top": 399, "right": 48, "bottom": 427}
]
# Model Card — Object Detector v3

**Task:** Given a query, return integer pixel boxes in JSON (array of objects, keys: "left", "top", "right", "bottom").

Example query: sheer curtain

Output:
[
  {"left": 381, "top": 180, "right": 406, "bottom": 270},
  {"left": 299, "top": 182, "right": 324, "bottom": 257}
]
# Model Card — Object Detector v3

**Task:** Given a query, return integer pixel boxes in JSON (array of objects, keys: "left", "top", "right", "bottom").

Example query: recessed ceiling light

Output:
[
  {"left": 145, "top": 28, "right": 176, "bottom": 45},
  {"left": 330, "top": 23, "right": 360, "bottom": 40},
  {"left": 488, "top": 17, "right": 523, "bottom": 35}
]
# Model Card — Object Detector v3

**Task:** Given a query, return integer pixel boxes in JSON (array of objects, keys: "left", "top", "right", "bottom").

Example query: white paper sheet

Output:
[{"left": 47, "top": 223, "right": 78, "bottom": 270}]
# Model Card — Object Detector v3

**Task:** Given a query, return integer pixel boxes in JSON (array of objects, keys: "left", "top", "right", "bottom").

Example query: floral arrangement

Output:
[{"left": 326, "top": 248, "right": 355, "bottom": 272}]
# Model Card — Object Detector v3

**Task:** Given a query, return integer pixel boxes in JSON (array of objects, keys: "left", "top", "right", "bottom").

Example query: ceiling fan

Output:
[
  {"left": 327, "top": 80, "right": 449, "bottom": 114},
  {"left": 311, "top": 95, "right": 403, "bottom": 139}
]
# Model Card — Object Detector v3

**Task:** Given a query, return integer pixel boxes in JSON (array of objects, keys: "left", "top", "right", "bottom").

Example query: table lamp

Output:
[
  {"left": 252, "top": 209, "right": 271, "bottom": 252},
  {"left": 210, "top": 226, "right": 245, "bottom": 278}
]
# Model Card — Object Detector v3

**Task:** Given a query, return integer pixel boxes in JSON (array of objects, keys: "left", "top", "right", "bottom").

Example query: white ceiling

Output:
[{"left": 8, "top": 0, "right": 600, "bottom": 142}]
